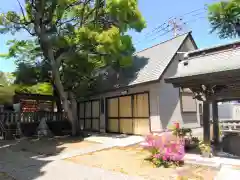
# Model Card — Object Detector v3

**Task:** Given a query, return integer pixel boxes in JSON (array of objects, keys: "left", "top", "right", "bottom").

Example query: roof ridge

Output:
[
  {"left": 186, "top": 46, "right": 240, "bottom": 61},
  {"left": 188, "top": 39, "right": 240, "bottom": 57},
  {"left": 134, "top": 32, "right": 191, "bottom": 55}
]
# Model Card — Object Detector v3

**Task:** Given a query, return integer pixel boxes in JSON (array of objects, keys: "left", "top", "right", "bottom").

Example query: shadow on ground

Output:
[{"left": 0, "top": 135, "right": 88, "bottom": 180}]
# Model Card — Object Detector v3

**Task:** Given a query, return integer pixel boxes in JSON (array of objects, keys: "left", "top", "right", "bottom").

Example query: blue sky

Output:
[{"left": 0, "top": 0, "right": 237, "bottom": 72}]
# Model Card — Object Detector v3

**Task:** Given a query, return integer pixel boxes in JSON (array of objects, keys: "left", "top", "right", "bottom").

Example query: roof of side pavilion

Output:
[{"left": 165, "top": 40, "right": 240, "bottom": 87}]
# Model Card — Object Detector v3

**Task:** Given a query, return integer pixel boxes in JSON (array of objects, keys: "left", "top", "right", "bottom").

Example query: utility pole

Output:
[{"left": 168, "top": 18, "right": 184, "bottom": 37}]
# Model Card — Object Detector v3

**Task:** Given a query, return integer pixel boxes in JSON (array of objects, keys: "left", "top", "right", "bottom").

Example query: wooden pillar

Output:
[
  {"left": 212, "top": 100, "right": 219, "bottom": 145},
  {"left": 203, "top": 100, "right": 210, "bottom": 144}
]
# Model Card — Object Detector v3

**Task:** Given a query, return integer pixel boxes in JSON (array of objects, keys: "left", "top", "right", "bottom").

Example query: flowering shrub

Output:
[
  {"left": 169, "top": 122, "right": 199, "bottom": 151},
  {"left": 142, "top": 132, "right": 185, "bottom": 168},
  {"left": 170, "top": 122, "right": 192, "bottom": 138},
  {"left": 198, "top": 141, "right": 213, "bottom": 157}
]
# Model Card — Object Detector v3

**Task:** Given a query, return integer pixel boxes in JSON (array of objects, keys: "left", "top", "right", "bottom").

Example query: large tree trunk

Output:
[
  {"left": 52, "top": 82, "right": 62, "bottom": 112},
  {"left": 33, "top": 4, "right": 77, "bottom": 136},
  {"left": 69, "top": 92, "right": 78, "bottom": 134},
  {"left": 47, "top": 48, "right": 77, "bottom": 136},
  {"left": 52, "top": 66, "right": 77, "bottom": 136}
]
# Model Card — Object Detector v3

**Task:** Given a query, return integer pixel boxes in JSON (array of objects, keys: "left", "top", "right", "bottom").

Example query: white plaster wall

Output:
[
  {"left": 159, "top": 37, "right": 200, "bottom": 129},
  {"left": 83, "top": 36, "right": 201, "bottom": 133}
]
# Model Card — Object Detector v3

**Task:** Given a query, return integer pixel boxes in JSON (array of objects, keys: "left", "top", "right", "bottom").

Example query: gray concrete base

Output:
[
  {"left": 215, "top": 165, "right": 240, "bottom": 180},
  {"left": 184, "top": 153, "right": 240, "bottom": 168}
]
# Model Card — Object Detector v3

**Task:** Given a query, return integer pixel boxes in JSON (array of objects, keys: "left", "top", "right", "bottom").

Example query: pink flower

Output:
[
  {"left": 162, "top": 154, "right": 168, "bottom": 161},
  {"left": 143, "top": 133, "right": 185, "bottom": 163},
  {"left": 172, "top": 153, "right": 184, "bottom": 161},
  {"left": 175, "top": 122, "right": 180, "bottom": 129},
  {"left": 153, "top": 153, "right": 161, "bottom": 159}
]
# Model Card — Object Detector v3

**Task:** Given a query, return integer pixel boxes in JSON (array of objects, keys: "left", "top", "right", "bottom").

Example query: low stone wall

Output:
[{"left": 4, "top": 121, "right": 72, "bottom": 138}]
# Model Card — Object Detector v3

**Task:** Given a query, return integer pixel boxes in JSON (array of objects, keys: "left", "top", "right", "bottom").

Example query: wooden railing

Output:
[
  {"left": 0, "top": 117, "right": 6, "bottom": 138},
  {"left": 0, "top": 112, "right": 67, "bottom": 125}
]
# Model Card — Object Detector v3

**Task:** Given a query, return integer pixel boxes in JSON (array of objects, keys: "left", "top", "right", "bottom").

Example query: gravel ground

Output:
[{"left": 66, "top": 145, "right": 218, "bottom": 180}]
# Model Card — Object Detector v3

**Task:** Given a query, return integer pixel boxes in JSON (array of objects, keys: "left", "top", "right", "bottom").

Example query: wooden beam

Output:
[
  {"left": 203, "top": 100, "right": 210, "bottom": 144},
  {"left": 212, "top": 100, "right": 219, "bottom": 145}
]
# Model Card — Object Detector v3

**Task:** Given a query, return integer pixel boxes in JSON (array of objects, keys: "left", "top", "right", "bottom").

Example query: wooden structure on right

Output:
[{"left": 165, "top": 40, "right": 240, "bottom": 147}]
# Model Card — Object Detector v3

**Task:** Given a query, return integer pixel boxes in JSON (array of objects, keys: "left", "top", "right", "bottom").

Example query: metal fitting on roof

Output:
[{"left": 177, "top": 52, "right": 189, "bottom": 60}]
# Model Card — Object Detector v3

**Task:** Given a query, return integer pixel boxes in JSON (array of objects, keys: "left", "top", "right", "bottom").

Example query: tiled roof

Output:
[
  {"left": 166, "top": 42, "right": 240, "bottom": 81},
  {"left": 94, "top": 33, "right": 190, "bottom": 93}
]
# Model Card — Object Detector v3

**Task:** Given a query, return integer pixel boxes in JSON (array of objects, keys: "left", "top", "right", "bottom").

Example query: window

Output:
[
  {"left": 180, "top": 89, "right": 197, "bottom": 112},
  {"left": 79, "top": 100, "right": 100, "bottom": 131}
]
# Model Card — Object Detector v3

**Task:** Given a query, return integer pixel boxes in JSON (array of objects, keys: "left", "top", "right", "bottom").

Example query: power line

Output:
[
  {"left": 150, "top": 28, "right": 174, "bottom": 42},
  {"left": 179, "top": 16, "right": 208, "bottom": 34},
  {"left": 134, "top": 23, "right": 170, "bottom": 45},
  {"left": 183, "top": 16, "right": 207, "bottom": 25},
  {"left": 134, "top": 15, "right": 207, "bottom": 45},
  {"left": 134, "top": 24, "right": 171, "bottom": 45},
  {"left": 134, "top": 7, "right": 208, "bottom": 44},
  {"left": 177, "top": 7, "right": 207, "bottom": 19}
]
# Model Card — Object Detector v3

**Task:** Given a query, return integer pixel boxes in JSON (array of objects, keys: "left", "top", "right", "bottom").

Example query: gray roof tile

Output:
[
  {"left": 94, "top": 33, "right": 190, "bottom": 93},
  {"left": 168, "top": 47, "right": 240, "bottom": 80},
  {"left": 129, "top": 33, "right": 189, "bottom": 85}
]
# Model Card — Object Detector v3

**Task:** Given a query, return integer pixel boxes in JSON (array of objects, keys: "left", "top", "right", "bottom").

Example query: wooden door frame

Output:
[
  {"left": 105, "top": 91, "right": 151, "bottom": 134},
  {"left": 78, "top": 99, "right": 101, "bottom": 132}
]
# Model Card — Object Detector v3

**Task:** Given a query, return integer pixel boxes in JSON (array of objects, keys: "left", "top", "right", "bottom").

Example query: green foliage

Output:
[
  {"left": 0, "top": 72, "right": 8, "bottom": 86},
  {"left": 4, "top": 39, "right": 42, "bottom": 65},
  {"left": 0, "top": 0, "right": 146, "bottom": 99},
  {"left": 0, "top": 82, "right": 52, "bottom": 104},
  {"left": 0, "top": 85, "right": 16, "bottom": 104},
  {"left": 172, "top": 127, "right": 192, "bottom": 138},
  {"left": 0, "top": 72, "right": 16, "bottom": 103},
  {"left": 0, "top": 66, "right": 52, "bottom": 104},
  {"left": 198, "top": 141, "right": 213, "bottom": 157},
  {"left": 15, "top": 83, "right": 53, "bottom": 95},
  {"left": 208, "top": 0, "right": 240, "bottom": 38},
  {"left": 151, "top": 156, "right": 171, "bottom": 168},
  {"left": 106, "top": 0, "right": 146, "bottom": 32},
  {"left": 13, "top": 62, "right": 51, "bottom": 85}
]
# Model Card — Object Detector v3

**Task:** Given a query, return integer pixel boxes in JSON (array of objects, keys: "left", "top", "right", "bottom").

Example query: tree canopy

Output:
[
  {"left": 208, "top": 0, "right": 240, "bottom": 38},
  {"left": 0, "top": 0, "right": 145, "bottom": 134},
  {"left": 0, "top": 0, "right": 146, "bottom": 94},
  {"left": 0, "top": 70, "right": 52, "bottom": 104}
]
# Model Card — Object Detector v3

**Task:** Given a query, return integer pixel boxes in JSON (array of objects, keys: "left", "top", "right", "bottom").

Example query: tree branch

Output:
[
  {"left": 5, "top": 16, "right": 35, "bottom": 36},
  {"left": 65, "top": 0, "right": 85, "bottom": 12},
  {"left": 16, "top": 0, "right": 27, "bottom": 23},
  {"left": 57, "top": 17, "right": 79, "bottom": 27},
  {"left": 20, "top": 25, "right": 35, "bottom": 36},
  {"left": 80, "top": 0, "right": 93, "bottom": 26}
]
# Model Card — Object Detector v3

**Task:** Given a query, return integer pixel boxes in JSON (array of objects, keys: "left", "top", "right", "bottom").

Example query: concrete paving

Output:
[
  {"left": 0, "top": 147, "right": 144, "bottom": 180},
  {"left": 215, "top": 165, "right": 240, "bottom": 180},
  {"left": 31, "top": 134, "right": 144, "bottom": 161},
  {"left": 184, "top": 153, "right": 240, "bottom": 168},
  {"left": 4, "top": 132, "right": 240, "bottom": 180},
  {"left": 84, "top": 134, "right": 145, "bottom": 147},
  {"left": 0, "top": 135, "right": 146, "bottom": 180},
  {"left": 32, "top": 143, "right": 115, "bottom": 161}
]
